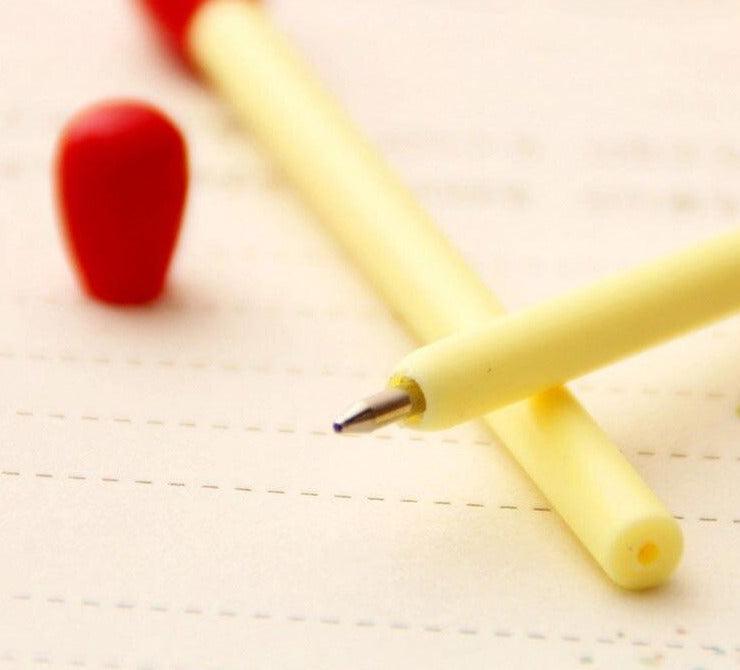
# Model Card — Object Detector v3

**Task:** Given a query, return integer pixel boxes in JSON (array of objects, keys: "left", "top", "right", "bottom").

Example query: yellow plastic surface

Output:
[
  {"left": 394, "top": 229, "right": 740, "bottom": 430},
  {"left": 187, "top": 0, "right": 682, "bottom": 589}
]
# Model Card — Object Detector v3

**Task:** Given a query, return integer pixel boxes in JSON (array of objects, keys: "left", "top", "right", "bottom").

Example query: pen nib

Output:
[{"left": 333, "top": 388, "right": 414, "bottom": 433}]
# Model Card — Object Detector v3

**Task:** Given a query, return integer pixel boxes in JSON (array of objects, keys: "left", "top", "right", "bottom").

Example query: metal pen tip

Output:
[{"left": 333, "top": 388, "right": 415, "bottom": 434}]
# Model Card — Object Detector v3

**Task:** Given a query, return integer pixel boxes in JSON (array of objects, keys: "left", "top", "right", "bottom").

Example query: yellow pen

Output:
[
  {"left": 140, "top": 0, "right": 682, "bottom": 589},
  {"left": 334, "top": 229, "right": 740, "bottom": 432}
]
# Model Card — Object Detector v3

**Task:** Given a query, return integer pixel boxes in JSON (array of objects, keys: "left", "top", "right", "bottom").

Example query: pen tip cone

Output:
[{"left": 332, "top": 388, "right": 415, "bottom": 434}]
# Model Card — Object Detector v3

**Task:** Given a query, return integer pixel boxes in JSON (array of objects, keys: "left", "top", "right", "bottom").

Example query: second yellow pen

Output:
[{"left": 335, "top": 228, "right": 740, "bottom": 432}]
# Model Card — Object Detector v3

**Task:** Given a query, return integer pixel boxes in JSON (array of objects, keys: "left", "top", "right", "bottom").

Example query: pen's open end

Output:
[{"left": 332, "top": 422, "right": 344, "bottom": 433}]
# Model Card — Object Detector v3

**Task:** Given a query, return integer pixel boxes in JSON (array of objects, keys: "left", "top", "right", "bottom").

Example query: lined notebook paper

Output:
[{"left": 1, "top": 1, "right": 739, "bottom": 667}]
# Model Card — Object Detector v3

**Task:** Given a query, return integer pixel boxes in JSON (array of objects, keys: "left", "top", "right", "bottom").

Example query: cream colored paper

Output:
[{"left": 0, "top": 0, "right": 739, "bottom": 667}]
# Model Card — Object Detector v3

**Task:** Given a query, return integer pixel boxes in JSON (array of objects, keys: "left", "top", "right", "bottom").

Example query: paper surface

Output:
[{"left": 1, "top": 1, "right": 739, "bottom": 667}]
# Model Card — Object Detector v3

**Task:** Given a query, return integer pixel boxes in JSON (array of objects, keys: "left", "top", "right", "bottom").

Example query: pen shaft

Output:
[
  {"left": 395, "top": 229, "right": 740, "bottom": 430},
  {"left": 187, "top": 0, "right": 681, "bottom": 589}
]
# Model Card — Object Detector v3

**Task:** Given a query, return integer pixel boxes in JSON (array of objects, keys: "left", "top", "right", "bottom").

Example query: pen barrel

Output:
[
  {"left": 188, "top": 1, "right": 496, "bottom": 338},
  {"left": 395, "top": 229, "right": 740, "bottom": 430},
  {"left": 188, "top": 0, "right": 682, "bottom": 589}
]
